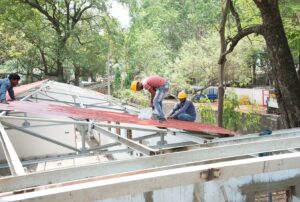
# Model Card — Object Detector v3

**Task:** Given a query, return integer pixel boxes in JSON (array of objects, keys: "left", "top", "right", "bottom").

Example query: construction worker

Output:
[
  {"left": 131, "top": 75, "right": 169, "bottom": 121},
  {"left": 167, "top": 91, "right": 196, "bottom": 122},
  {"left": 0, "top": 73, "right": 20, "bottom": 104}
]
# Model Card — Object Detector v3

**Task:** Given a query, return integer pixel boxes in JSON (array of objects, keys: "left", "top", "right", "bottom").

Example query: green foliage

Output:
[
  {"left": 113, "top": 89, "right": 148, "bottom": 107},
  {"left": 197, "top": 99, "right": 216, "bottom": 124},
  {"left": 223, "top": 91, "right": 241, "bottom": 131},
  {"left": 113, "top": 67, "right": 121, "bottom": 90},
  {"left": 223, "top": 91, "right": 260, "bottom": 132},
  {"left": 280, "top": 0, "right": 300, "bottom": 58},
  {"left": 127, "top": 28, "right": 170, "bottom": 75}
]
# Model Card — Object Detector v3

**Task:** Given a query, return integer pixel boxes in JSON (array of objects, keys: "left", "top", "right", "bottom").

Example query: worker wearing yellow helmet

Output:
[
  {"left": 167, "top": 91, "right": 196, "bottom": 122},
  {"left": 131, "top": 75, "right": 169, "bottom": 122}
]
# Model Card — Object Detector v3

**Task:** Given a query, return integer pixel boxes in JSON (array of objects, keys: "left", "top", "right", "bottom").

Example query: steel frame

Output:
[
  {"left": 1, "top": 121, "right": 80, "bottom": 152},
  {"left": 93, "top": 126, "right": 158, "bottom": 156},
  {"left": 1, "top": 131, "right": 300, "bottom": 193},
  {"left": 0, "top": 81, "right": 49, "bottom": 176},
  {"left": 2, "top": 152, "right": 300, "bottom": 202}
]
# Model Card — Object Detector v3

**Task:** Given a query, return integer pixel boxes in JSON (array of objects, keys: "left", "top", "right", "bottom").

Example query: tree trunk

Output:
[
  {"left": 217, "top": 0, "right": 230, "bottom": 127},
  {"left": 39, "top": 48, "right": 48, "bottom": 74},
  {"left": 298, "top": 54, "right": 300, "bottom": 79},
  {"left": 26, "top": 68, "right": 30, "bottom": 84},
  {"left": 255, "top": 0, "right": 300, "bottom": 127},
  {"left": 57, "top": 60, "right": 64, "bottom": 82},
  {"left": 90, "top": 72, "right": 96, "bottom": 82},
  {"left": 252, "top": 60, "right": 256, "bottom": 86},
  {"left": 56, "top": 35, "right": 65, "bottom": 82},
  {"left": 74, "top": 65, "right": 81, "bottom": 86}
]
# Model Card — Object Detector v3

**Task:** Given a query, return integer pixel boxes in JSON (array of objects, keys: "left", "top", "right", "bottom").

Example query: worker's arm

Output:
[
  {"left": 0, "top": 82, "right": 8, "bottom": 102},
  {"left": 172, "top": 101, "right": 191, "bottom": 117},
  {"left": 148, "top": 88, "right": 156, "bottom": 107},
  {"left": 7, "top": 87, "right": 15, "bottom": 100},
  {"left": 168, "top": 103, "right": 180, "bottom": 118}
]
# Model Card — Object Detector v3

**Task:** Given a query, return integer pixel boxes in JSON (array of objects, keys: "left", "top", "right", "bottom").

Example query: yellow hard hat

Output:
[
  {"left": 131, "top": 81, "right": 138, "bottom": 91},
  {"left": 178, "top": 91, "right": 187, "bottom": 99}
]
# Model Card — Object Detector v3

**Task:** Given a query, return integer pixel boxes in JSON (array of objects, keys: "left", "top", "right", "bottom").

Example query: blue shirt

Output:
[
  {"left": 170, "top": 100, "right": 196, "bottom": 120},
  {"left": 0, "top": 78, "right": 15, "bottom": 101}
]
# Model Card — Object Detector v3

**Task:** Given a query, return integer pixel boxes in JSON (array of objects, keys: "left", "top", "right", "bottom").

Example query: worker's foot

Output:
[{"left": 158, "top": 117, "right": 166, "bottom": 123}]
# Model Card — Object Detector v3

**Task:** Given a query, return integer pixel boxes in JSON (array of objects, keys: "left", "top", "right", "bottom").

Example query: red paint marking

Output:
[
  {"left": 0, "top": 101, "right": 238, "bottom": 136},
  {"left": 6, "top": 80, "right": 48, "bottom": 100}
]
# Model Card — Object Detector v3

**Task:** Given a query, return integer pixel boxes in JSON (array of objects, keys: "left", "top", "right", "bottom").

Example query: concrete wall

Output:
[
  {"left": 226, "top": 87, "right": 269, "bottom": 106},
  {"left": 0, "top": 113, "right": 76, "bottom": 161},
  {"left": 95, "top": 168, "right": 300, "bottom": 202}
]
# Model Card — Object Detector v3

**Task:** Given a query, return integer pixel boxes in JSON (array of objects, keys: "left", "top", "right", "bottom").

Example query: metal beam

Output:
[
  {"left": 93, "top": 126, "right": 158, "bottom": 156},
  {"left": 0, "top": 123, "right": 25, "bottom": 176},
  {"left": 41, "top": 83, "right": 140, "bottom": 113},
  {"left": 20, "top": 82, "right": 50, "bottom": 101},
  {"left": 87, "top": 132, "right": 165, "bottom": 152},
  {"left": 164, "top": 128, "right": 300, "bottom": 153},
  {"left": 3, "top": 152, "right": 300, "bottom": 202},
  {"left": 34, "top": 96, "right": 126, "bottom": 112},
  {"left": 1, "top": 133, "right": 300, "bottom": 192},
  {"left": 0, "top": 115, "right": 167, "bottom": 133},
  {"left": 2, "top": 121, "right": 80, "bottom": 153},
  {"left": 40, "top": 89, "right": 109, "bottom": 102}
]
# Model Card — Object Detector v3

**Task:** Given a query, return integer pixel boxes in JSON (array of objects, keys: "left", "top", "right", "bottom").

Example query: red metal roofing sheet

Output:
[
  {"left": 6, "top": 80, "right": 48, "bottom": 100},
  {"left": 0, "top": 101, "right": 238, "bottom": 136}
]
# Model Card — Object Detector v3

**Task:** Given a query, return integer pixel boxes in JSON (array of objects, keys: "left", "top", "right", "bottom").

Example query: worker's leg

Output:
[
  {"left": 153, "top": 90, "right": 165, "bottom": 118},
  {"left": 177, "top": 113, "right": 195, "bottom": 122},
  {"left": 153, "top": 83, "right": 169, "bottom": 118}
]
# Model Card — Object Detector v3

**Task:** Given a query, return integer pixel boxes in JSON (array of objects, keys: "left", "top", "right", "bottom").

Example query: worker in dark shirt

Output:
[
  {"left": 168, "top": 91, "right": 196, "bottom": 122},
  {"left": 0, "top": 73, "right": 20, "bottom": 104}
]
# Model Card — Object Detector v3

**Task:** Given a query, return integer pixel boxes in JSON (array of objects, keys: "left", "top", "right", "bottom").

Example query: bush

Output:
[
  {"left": 197, "top": 91, "right": 260, "bottom": 133},
  {"left": 197, "top": 99, "right": 216, "bottom": 124},
  {"left": 223, "top": 91, "right": 260, "bottom": 131},
  {"left": 113, "top": 89, "right": 149, "bottom": 107},
  {"left": 239, "top": 95, "right": 250, "bottom": 105}
]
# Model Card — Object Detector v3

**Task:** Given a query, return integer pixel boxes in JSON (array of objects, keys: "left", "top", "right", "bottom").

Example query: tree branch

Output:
[
  {"left": 22, "top": 0, "right": 60, "bottom": 33},
  {"left": 71, "top": 3, "right": 93, "bottom": 30},
  {"left": 75, "top": 34, "right": 93, "bottom": 46},
  {"left": 223, "top": 25, "right": 263, "bottom": 58},
  {"left": 229, "top": 0, "right": 242, "bottom": 32}
]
